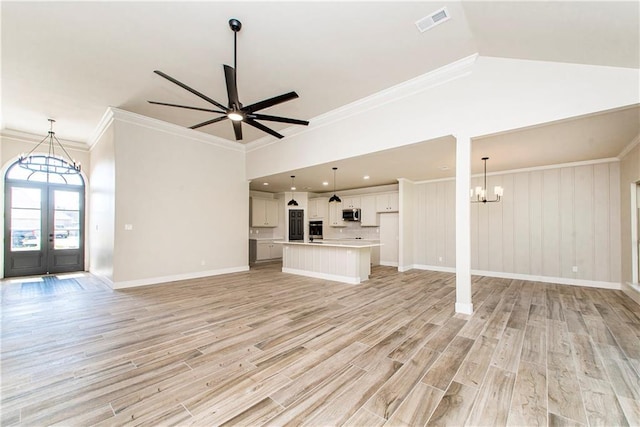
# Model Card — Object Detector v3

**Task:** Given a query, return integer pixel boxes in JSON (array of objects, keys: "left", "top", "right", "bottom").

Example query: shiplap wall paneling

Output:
[
  {"left": 425, "top": 183, "right": 438, "bottom": 265},
  {"left": 560, "top": 167, "right": 576, "bottom": 279},
  {"left": 593, "top": 163, "right": 611, "bottom": 282},
  {"left": 416, "top": 184, "right": 428, "bottom": 265},
  {"left": 444, "top": 180, "right": 456, "bottom": 266},
  {"left": 514, "top": 172, "right": 531, "bottom": 275},
  {"left": 609, "top": 163, "right": 621, "bottom": 282},
  {"left": 542, "top": 169, "right": 561, "bottom": 278},
  {"left": 501, "top": 174, "right": 515, "bottom": 273},
  {"left": 575, "top": 165, "right": 595, "bottom": 280},
  {"left": 529, "top": 171, "right": 543, "bottom": 276},
  {"left": 488, "top": 175, "right": 504, "bottom": 272}
]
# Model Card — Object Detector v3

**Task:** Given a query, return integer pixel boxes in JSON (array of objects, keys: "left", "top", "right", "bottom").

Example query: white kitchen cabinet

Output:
[
  {"left": 308, "top": 197, "right": 328, "bottom": 219},
  {"left": 256, "top": 240, "right": 282, "bottom": 261},
  {"left": 376, "top": 192, "right": 399, "bottom": 213},
  {"left": 360, "top": 195, "right": 378, "bottom": 226},
  {"left": 328, "top": 201, "right": 346, "bottom": 227},
  {"left": 251, "top": 198, "right": 279, "bottom": 227},
  {"left": 342, "top": 196, "right": 361, "bottom": 209}
]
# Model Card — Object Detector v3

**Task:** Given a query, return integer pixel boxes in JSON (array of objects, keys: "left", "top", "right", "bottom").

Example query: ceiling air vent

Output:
[{"left": 415, "top": 7, "right": 450, "bottom": 33}]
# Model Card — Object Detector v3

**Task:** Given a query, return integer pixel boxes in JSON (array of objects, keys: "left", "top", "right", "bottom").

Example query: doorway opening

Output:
[{"left": 4, "top": 158, "right": 85, "bottom": 278}]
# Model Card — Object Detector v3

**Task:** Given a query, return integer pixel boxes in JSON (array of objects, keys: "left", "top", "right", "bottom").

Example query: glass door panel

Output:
[
  {"left": 9, "top": 187, "right": 42, "bottom": 252},
  {"left": 53, "top": 190, "right": 80, "bottom": 250}
]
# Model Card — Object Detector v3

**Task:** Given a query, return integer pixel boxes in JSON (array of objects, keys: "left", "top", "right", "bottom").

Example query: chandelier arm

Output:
[
  {"left": 52, "top": 135, "right": 77, "bottom": 165},
  {"left": 22, "top": 134, "right": 50, "bottom": 158}
]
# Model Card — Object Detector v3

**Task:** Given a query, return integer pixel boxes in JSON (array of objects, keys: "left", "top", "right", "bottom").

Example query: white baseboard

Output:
[
  {"left": 112, "top": 266, "right": 250, "bottom": 289},
  {"left": 455, "top": 302, "right": 474, "bottom": 315},
  {"left": 409, "top": 264, "right": 621, "bottom": 290},
  {"left": 622, "top": 282, "right": 640, "bottom": 306},
  {"left": 380, "top": 261, "right": 399, "bottom": 267},
  {"left": 282, "top": 267, "right": 361, "bottom": 284}
]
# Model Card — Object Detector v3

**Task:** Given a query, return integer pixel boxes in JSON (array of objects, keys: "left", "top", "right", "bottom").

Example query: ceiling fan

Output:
[{"left": 148, "top": 18, "right": 309, "bottom": 141}]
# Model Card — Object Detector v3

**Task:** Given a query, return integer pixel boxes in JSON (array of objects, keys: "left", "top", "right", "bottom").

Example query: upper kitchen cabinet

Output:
[
  {"left": 360, "top": 195, "right": 378, "bottom": 226},
  {"left": 342, "top": 196, "right": 361, "bottom": 209},
  {"left": 328, "top": 201, "right": 346, "bottom": 227},
  {"left": 251, "top": 197, "right": 279, "bottom": 227},
  {"left": 376, "top": 192, "right": 399, "bottom": 213},
  {"left": 308, "top": 197, "right": 329, "bottom": 219}
]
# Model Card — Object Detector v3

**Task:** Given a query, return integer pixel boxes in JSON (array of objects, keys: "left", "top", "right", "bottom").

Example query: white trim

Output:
[
  {"left": 380, "top": 261, "right": 399, "bottom": 267},
  {"left": 87, "top": 107, "right": 116, "bottom": 150},
  {"left": 282, "top": 267, "right": 361, "bottom": 284},
  {"left": 455, "top": 302, "right": 474, "bottom": 315},
  {"left": 0, "top": 128, "right": 89, "bottom": 151},
  {"left": 245, "top": 53, "right": 478, "bottom": 153},
  {"left": 88, "top": 107, "right": 245, "bottom": 153},
  {"left": 631, "top": 182, "right": 639, "bottom": 285},
  {"left": 618, "top": 133, "right": 640, "bottom": 159},
  {"left": 409, "top": 264, "right": 621, "bottom": 290},
  {"left": 622, "top": 282, "right": 640, "bottom": 306},
  {"left": 413, "top": 157, "right": 621, "bottom": 185},
  {"left": 412, "top": 264, "right": 456, "bottom": 273},
  {"left": 112, "top": 265, "right": 249, "bottom": 289}
]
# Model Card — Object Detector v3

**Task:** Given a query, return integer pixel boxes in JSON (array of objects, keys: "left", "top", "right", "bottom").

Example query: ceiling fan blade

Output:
[
  {"left": 190, "top": 116, "right": 228, "bottom": 130},
  {"left": 248, "top": 113, "right": 309, "bottom": 126},
  {"left": 245, "top": 118, "right": 284, "bottom": 139},
  {"left": 232, "top": 120, "right": 243, "bottom": 141},
  {"left": 154, "top": 70, "right": 228, "bottom": 112},
  {"left": 224, "top": 65, "right": 241, "bottom": 108},
  {"left": 243, "top": 91, "right": 299, "bottom": 113},
  {"left": 148, "top": 101, "right": 225, "bottom": 114}
]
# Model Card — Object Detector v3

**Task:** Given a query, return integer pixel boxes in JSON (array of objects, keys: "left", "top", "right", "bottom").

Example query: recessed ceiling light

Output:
[
  {"left": 439, "top": 166, "right": 450, "bottom": 171},
  {"left": 363, "top": 175, "right": 370, "bottom": 180},
  {"left": 322, "top": 181, "right": 329, "bottom": 186},
  {"left": 262, "top": 182, "right": 269, "bottom": 186}
]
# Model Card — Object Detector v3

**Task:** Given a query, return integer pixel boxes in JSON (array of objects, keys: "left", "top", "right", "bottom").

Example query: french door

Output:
[{"left": 4, "top": 183, "right": 84, "bottom": 277}]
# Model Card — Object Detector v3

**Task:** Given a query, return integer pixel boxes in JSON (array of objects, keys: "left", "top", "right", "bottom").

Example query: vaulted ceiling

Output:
[{"left": 2, "top": 1, "right": 638, "bottom": 192}]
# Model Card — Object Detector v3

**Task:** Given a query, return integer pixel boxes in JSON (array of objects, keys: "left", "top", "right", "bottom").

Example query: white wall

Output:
[
  {"left": 412, "top": 161, "right": 622, "bottom": 288},
  {"left": 88, "top": 122, "right": 116, "bottom": 282},
  {"left": 620, "top": 140, "right": 640, "bottom": 301},
  {"left": 246, "top": 56, "right": 639, "bottom": 181},
  {"left": 102, "top": 109, "right": 249, "bottom": 288}
]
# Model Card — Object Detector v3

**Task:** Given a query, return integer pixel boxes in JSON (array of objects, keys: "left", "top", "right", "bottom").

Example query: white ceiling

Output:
[{"left": 2, "top": 1, "right": 639, "bottom": 193}]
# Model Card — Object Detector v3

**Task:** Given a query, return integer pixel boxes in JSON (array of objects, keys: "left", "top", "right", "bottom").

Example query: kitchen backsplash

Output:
[{"left": 323, "top": 220, "right": 380, "bottom": 240}]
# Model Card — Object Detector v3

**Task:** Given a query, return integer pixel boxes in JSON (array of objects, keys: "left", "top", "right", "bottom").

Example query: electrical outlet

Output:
[
  {"left": 439, "top": 256, "right": 443, "bottom": 263},
  {"left": 572, "top": 266, "right": 578, "bottom": 273},
  {"left": 124, "top": 224, "right": 133, "bottom": 231}
]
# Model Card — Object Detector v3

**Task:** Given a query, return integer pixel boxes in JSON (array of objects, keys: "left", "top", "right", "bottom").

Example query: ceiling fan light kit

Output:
[
  {"left": 149, "top": 18, "right": 309, "bottom": 141},
  {"left": 470, "top": 157, "right": 503, "bottom": 204}
]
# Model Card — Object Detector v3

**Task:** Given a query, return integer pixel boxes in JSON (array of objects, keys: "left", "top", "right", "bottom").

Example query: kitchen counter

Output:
[{"left": 275, "top": 240, "right": 381, "bottom": 284}]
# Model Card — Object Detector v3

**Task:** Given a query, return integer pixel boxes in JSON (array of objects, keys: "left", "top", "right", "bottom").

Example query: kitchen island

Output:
[{"left": 275, "top": 240, "right": 382, "bottom": 284}]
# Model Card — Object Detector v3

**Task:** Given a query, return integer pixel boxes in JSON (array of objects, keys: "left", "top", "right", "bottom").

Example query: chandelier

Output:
[
  {"left": 19, "top": 119, "right": 81, "bottom": 175},
  {"left": 470, "top": 157, "right": 503, "bottom": 203}
]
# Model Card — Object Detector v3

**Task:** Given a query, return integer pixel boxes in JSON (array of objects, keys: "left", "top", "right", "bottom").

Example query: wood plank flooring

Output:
[{"left": 1, "top": 264, "right": 639, "bottom": 426}]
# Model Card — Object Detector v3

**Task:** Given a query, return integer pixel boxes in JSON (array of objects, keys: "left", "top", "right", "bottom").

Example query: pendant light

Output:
[
  {"left": 287, "top": 175, "right": 299, "bottom": 206},
  {"left": 329, "top": 167, "right": 341, "bottom": 203},
  {"left": 470, "top": 157, "right": 503, "bottom": 203}
]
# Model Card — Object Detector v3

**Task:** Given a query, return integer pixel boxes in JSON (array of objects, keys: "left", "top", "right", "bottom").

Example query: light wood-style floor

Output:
[{"left": 1, "top": 263, "right": 639, "bottom": 426}]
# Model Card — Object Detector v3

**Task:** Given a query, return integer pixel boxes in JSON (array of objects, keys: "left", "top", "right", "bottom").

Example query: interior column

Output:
[{"left": 455, "top": 133, "right": 473, "bottom": 314}]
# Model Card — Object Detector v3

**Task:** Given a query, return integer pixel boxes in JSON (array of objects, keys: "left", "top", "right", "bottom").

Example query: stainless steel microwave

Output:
[{"left": 342, "top": 208, "right": 361, "bottom": 221}]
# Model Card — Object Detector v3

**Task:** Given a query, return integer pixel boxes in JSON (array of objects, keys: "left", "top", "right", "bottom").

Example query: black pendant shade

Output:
[
  {"left": 329, "top": 167, "right": 341, "bottom": 203},
  {"left": 287, "top": 175, "right": 299, "bottom": 206}
]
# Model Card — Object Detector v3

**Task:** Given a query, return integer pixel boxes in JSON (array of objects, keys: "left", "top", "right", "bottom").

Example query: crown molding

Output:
[
  {"left": 0, "top": 128, "right": 89, "bottom": 151},
  {"left": 88, "top": 107, "right": 245, "bottom": 153},
  {"left": 245, "top": 53, "right": 479, "bottom": 153},
  {"left": 618, "top": 132, "right": 640, "bottom": 159},
  {"left": 414, "top": 157, "right": 621, "bottom": 185}
]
